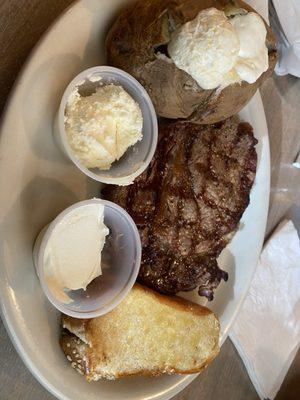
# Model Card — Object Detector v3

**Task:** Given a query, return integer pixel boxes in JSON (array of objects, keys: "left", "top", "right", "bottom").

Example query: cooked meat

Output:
[{"left": 103, "top": 117, "right": 257, "bottom": 300}]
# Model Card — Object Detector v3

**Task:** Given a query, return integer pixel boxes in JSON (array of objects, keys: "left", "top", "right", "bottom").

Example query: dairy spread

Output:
[
  {"left": 44, "top": 204, "right": 109, "bottom": 303},
  {"left": 168, "top": 8, "right": 268, "bottom": 90},
  {"left": 65, "top": 83, "right": 143, "bottom": 170},
  {"left": 229, "top": 12, "right": 269, "bottom": 84}
]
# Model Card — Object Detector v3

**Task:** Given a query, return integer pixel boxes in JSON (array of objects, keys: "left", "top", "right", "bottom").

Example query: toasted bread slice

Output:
[{"left": 60, "top": 284, "right": 220, "bottom": 381}]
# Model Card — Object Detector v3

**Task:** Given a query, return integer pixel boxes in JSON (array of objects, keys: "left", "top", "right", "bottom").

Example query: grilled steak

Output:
[{"left": 103, "top": 117, "right": 257, "bottom": 300}]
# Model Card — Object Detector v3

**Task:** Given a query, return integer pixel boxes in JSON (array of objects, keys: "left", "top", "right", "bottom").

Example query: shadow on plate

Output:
[
  {"left": 22, "top": 54, "right": 84, "bottom": 162},
  {"left": 0, "top": 176, "right": 79, "bottom": 294}
]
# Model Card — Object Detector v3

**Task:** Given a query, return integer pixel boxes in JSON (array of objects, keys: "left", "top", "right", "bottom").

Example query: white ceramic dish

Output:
[{"left": 0, "top": 0, "right": 270, "bottom": 399}]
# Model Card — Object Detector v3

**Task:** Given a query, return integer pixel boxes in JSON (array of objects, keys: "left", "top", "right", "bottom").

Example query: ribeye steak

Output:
[{"left": 103, "top": 117, "right": 257, "bottom": 299}]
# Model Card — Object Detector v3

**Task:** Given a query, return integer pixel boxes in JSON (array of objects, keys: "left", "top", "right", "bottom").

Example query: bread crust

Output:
[
  {"left": 60, "top": 330, "right": 219, "bottom": 380},
  {"left": 61, "top": 284, "right": 220, "bottom": 381}
]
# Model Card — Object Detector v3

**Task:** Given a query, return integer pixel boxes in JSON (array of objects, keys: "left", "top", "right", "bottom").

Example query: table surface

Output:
[{"left": 0, "top": 1, "right": 299, "bottom": 399}]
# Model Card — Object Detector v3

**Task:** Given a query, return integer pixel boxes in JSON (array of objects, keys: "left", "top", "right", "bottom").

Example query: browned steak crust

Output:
[{"left": 103, "top": 117, "right": 257, "bottom": 299}]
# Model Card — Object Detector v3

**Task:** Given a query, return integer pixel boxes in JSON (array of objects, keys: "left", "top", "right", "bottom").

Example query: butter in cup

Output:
[{"left": 53, "top": 66, "right": 158, "bottom": 186}]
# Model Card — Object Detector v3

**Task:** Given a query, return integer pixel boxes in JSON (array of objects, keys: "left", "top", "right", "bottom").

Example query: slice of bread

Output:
[{"left": 60, "top": 284, "right": 220, "bottom": 381}]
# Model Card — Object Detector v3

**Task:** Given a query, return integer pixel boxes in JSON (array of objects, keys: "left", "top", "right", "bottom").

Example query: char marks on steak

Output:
[{"left": 103, "top": 117, "right": 257, "bottom": 299}]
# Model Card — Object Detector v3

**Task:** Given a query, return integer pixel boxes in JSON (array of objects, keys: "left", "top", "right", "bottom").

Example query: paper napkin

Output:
[
  {"left": 230, "top": 220, "right": 300, "bottom": 400},
  {"left": 271, "top": 0, "right": 300, "bottom": 77}
]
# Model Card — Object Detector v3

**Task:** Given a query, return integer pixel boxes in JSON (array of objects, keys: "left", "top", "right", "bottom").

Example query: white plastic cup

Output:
[
  {"left": 53, "top": 66, "right": 158, "bottom": 186},
  {"left": 33, "top": 199, "right": 141, "bottom": 319}
]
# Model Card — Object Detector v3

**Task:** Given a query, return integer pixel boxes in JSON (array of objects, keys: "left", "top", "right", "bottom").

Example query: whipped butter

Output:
[
  {"left": 168, "top": 8, "right": 268, "bottom": 90},
  {"left": 44, "top": 204, "right": 109, "bottom": 303},
  {"left": 65, "top": 83, "right": 143, "bottom": 170}
]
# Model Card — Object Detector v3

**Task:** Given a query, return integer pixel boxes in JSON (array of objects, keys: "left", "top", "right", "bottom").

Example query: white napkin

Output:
[
  {"left": 271, "top": 0, "right": 300, "bottom": 77},
  {"left": 230, "top": 220, "right": 300, "bottom": 400}
]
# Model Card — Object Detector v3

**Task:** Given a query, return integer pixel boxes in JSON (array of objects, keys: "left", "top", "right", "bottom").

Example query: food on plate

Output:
[
  {"left": 65, "top": 83, "right": 143, "bottom": 170},
  {"left": 60, "top": 284, "right": 220, "bottom": 380},
  {"left": 168, "top": 8, "right": 269, "bottom": 89},
  {"left": 106, "top": 0, "right": 277, "bottom": 124},
  {"left": 104, "top": 116, "right": 257, "bottom": 300},
  {"left": 44, "top": 203, "right": 109, "bottom": 303}
]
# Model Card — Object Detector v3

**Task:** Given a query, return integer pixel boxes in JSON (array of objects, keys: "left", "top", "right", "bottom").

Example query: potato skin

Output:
[{"left": 106, "top": 0, "right": 277, "bottom": 124}]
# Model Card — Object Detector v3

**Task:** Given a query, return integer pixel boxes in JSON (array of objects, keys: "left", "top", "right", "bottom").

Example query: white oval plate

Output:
[{"left": 0, "top": 0, "right": 270, "bottom": 399}]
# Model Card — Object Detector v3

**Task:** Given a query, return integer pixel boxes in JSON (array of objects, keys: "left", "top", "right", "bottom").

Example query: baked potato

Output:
[{"left": 106, "top": 0, "right": 277, "bottom": 124}]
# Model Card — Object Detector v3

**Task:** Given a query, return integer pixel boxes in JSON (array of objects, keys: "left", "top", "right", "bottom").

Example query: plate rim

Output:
[{"left": 0, "top": 0, "right": 270, "bottom": 398}]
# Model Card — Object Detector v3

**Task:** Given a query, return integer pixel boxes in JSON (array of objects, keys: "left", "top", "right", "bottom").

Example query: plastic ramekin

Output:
[
  {"left": 33, "top": 199, "right": 141, "bottom": 318},
  {"left": 53, "top": 66, "right": 158, "bottom": 186}
]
